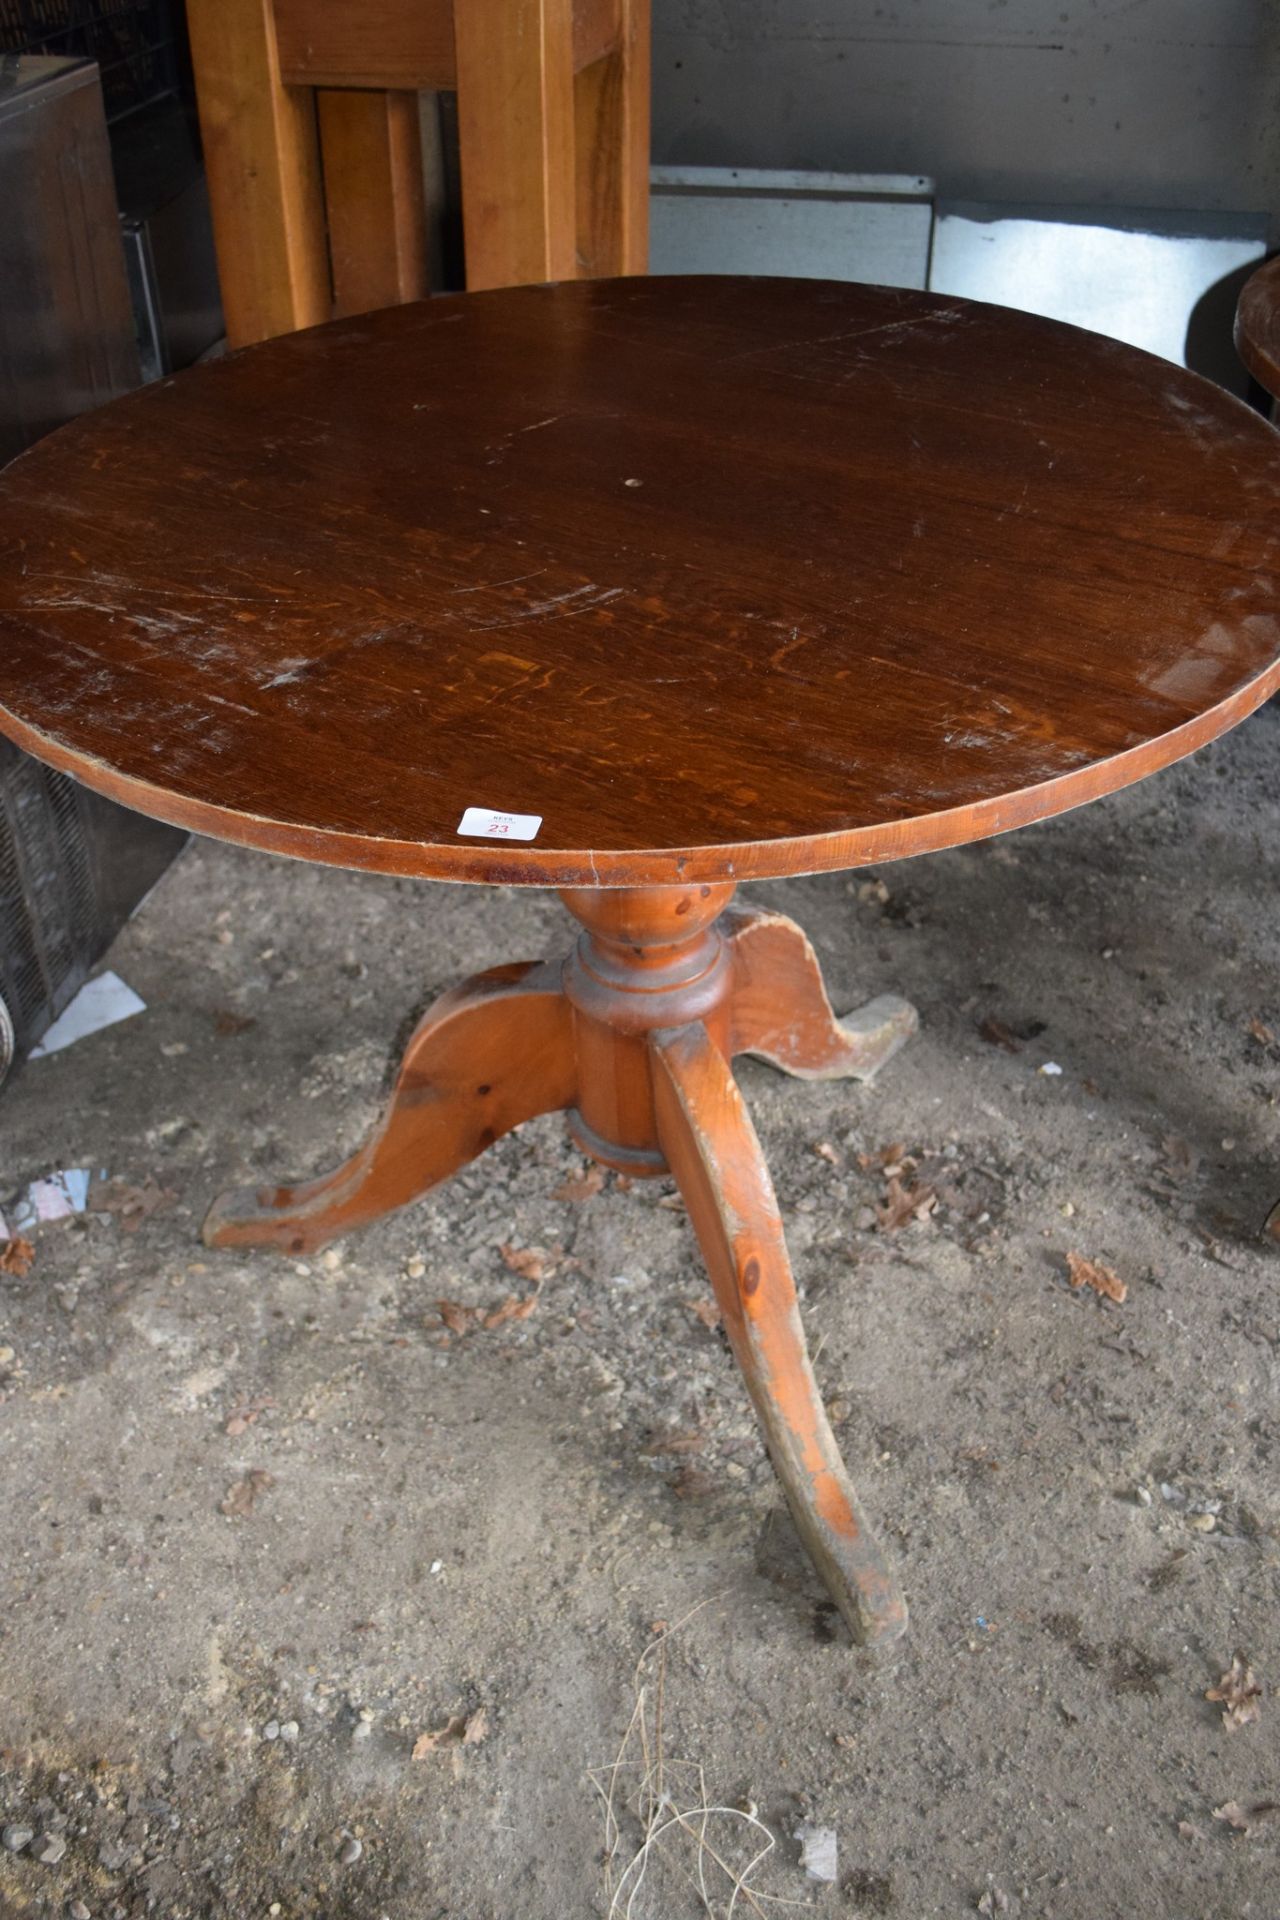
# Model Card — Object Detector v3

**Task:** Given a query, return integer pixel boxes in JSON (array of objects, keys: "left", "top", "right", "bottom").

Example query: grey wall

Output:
[{"left": 652, "top": 2, "right": 1280, "bottom": 229}]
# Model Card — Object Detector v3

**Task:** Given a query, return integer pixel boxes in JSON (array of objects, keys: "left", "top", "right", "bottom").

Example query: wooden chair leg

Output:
[
  {"left": 724, "top": 904, "right": 917, "bottom": 1081},
  {"left": 186, "top": 0, "right": 330, "bottom": 347},
  {"left": 454, "top": 0, "right": 578, "bottom": 291},
  {"left": 574, "top": 0, "right": 650, "bottom": 275},
  {"left": 317, "top": 89, "right": 430, "bottom": 317},
  {"left": 651, "top": 1021, "right": 908, "bottom": 1647},
  {"left": 203, "top": 961, "right": 574, "bottom": 1255}
]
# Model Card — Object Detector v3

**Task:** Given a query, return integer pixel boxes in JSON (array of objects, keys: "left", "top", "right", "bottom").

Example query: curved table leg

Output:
[
  {"left": 724, "top": 904, "right": 917, "bottom": 1081},
  {"left": 651, "top": 1020, "right": 908, "bottom": 1647},
  {"left": 203, "top": 960, "right": 575, "bottom": 1255}
]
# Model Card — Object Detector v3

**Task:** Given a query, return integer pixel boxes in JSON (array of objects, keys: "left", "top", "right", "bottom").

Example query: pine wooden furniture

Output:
[
  {"left": 186, "top": 0, "right": 649, "bottom": 346},
  {"left": 3, "top": 277, "right": 1280, "bottom": 1646}
]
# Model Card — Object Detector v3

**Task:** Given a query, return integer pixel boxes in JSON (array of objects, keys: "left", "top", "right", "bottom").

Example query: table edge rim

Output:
[{"left": 1, "top": 659, "right": 1276, "bottom": 887}]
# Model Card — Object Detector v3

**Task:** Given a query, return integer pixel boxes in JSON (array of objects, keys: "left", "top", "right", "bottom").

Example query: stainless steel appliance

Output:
[{"left": 0, "top": 53, "right": 184, "bottom": 1085}]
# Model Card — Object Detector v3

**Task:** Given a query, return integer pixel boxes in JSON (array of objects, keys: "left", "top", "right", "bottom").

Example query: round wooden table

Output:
[
  {"left": 2, "top": 277, "right": 1279, "bottom": 1649},
  {"left": 1235, "top": 252, "right": 1280, "bottom": 400}
]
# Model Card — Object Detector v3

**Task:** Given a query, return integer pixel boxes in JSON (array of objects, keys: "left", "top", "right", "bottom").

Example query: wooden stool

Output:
[
  {"left": 3, "top": 278, "right": 1279, "bottom": 1645},
  {"left": 187, "top": 0, "right": 649, "bottom": 344}
]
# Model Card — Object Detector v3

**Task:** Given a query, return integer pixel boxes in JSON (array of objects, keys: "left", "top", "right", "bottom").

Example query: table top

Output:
[
  {"left": 1, "top": 276, "right": 1279, "bottom": 890},
  {"left": 1235, "top": 253, "right": 1280, "bottom": 400}
]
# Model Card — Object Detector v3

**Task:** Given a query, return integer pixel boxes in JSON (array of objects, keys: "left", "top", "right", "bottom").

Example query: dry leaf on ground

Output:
[
  {"left": 435, "top": 1283, "right": 542, "bottom": 1335},
  {"left": 412, "top": 1717, "right": 465, "bottom": 1758},
  {"left": 482, "top": 1289, "right": 541, "bottom": 1329},
  {"left": 670, "top": 1464, "right": 717, "bottom": 1500},
  {"left": 436, "top": 1299, "right": 474, "bottom": 1335},
  {"left": 684, "top": 1297, "right": 721, "bottom": 1331},
  {"left": 498, "top": 1242, "right": 557, "bottom": 1282},
  {"left": 1148, "top": 1133, "right": 1199, "bottom": 1202},
  {"left": 1065, "top": 1250, "right": 1127, "bottom": 1303},
  {"left": 411, "top": 1707, "right": 488, "bottom": 1758},
  {"left": 220, "top": 1469, "right": 274, "bottom": 1518},
  {"left": 1158, "top": 1134, "right": 1197, "bottom": 1181},
  {"left": 979, "top": 1016, "right": 1022, "bottom": 1054},
  {"left": 1247, "top": 1016, "right": 1275, "bottom": 1046},
  {"left": 552, "top": 1163, "right": 606, "bottom": 1202},
  {"left": 1206, "top": 1654, "right": 1263, "bottom": 1731},
  {"left": 90, "top": 1177, "right": 176, "bottom": 1233},
  {"left": 876, "top": 1174, "right": 936, "bottom": 1232},
  {"left": 1213, "top": 1800, "right": 1280, "bottom": 1834},
  {"left": 213, "top": 1009, "right": 256, "bottom": 1037},
  {"left": 812, "top": 1140, "right": 841, "bottom": 1165},
  {"left": 857, "top": 1141, "right": 907, "bottom": 1172},
  {"left": 641, "top": 1430, "right": 706, "bottom": 1456},
  {"left": 0, "top": 1235, "right": 35, "bottom": 1276},
  {"left": 225, "top": 1395, "right": 275, "bottom": 1437}
]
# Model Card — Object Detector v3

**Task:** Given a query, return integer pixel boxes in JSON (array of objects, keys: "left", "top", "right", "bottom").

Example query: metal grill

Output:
[{"left": 0, "top": 739, "right": 96, "bottom": 1069}]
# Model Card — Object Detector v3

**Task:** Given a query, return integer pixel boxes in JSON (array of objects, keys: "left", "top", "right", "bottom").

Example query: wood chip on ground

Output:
[{"left": 1065, "top": 1250, "right": 1127, "bottom": 1303}]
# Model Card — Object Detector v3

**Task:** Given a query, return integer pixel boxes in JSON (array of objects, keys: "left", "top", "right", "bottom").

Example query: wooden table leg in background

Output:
[{"left": 204, "top": 886, "right": 917, "bottom": 1645}]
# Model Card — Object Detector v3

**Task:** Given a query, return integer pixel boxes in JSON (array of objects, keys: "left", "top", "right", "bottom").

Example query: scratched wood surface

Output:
[{"left": 0, "top": 276, "right": 1278, "bottom": 889}]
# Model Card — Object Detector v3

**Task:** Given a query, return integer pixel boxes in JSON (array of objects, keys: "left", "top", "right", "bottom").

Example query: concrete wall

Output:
[{"left": 652, "top": 1, "right": 1280, "bottom": 228}]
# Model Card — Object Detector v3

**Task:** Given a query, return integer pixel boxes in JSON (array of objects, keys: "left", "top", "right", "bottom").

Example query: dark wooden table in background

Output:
[
  {"left": 1236, "top": 251, "right": 1280, "bottom": 402},
  {"left": 2, "top": 277, "right": 1279, "bottom": 1646}
]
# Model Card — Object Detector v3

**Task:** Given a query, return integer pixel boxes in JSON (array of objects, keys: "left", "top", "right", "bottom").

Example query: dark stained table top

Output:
[
  {"left": 1235, "top": 253, "right": 1280, "bottom": 401},
  {"left": 1, "top": 276, "right": 1279, "bottom": 889}
]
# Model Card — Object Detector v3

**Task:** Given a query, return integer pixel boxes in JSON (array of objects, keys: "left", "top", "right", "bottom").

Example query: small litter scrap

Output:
[
  {"left": 10, "top": 1168, "right": 93, "bottom": 1233},
  {"left": 795, "top": 1822, "right": 838, "bottom": 1883},
  {"left": 29, "top": 970, "right": 145, "bottom": 1057}
]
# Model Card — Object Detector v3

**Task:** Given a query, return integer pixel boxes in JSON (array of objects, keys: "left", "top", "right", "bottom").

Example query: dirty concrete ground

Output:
[{"left": 2, "top": 705, "right": 1279, "bottom": 1920}]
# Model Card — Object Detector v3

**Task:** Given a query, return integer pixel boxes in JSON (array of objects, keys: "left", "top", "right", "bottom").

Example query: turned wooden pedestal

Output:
[
  {"left": 4, "top": 276, "right": 1280, "bottom": 1649},
  {"left": 204, "top": 884, "right": 918, "bottom": 1644}
]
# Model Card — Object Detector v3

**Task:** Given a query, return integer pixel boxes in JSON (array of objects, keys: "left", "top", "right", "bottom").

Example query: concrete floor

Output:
[{"left": 2, "top": 705, "right": 1279, "bottom": 1919}]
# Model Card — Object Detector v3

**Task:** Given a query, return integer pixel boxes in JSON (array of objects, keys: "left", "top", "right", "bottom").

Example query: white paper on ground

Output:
[
  {"left": 29, "top": 971, "right": 146, "bottom": 1058},
  {"left": 796, "top": 1824, "right": 838, "bottom": 1884},
  {"left": 0, "top": 1208, "right": 9, "bottom": 1240},
  {"left": 11, "top": 1168, "right": 94, "bottom": 1234}
]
